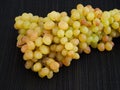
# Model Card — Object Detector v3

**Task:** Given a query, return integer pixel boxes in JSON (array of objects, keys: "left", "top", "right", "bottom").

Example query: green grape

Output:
[
  {"left": 65, "top": 29, "right": 73, "bottom": 38},
  {"left": 57, "top": 29, "right": 65, "bottom": 38}
]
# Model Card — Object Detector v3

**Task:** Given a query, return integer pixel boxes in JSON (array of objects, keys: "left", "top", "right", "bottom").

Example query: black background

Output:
[{"left": 0, "top": 0, "right": 120, "bottom": 90}]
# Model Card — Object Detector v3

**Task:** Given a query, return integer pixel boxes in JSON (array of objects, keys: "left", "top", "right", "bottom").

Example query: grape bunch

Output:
[{"left": 14, "top": 4, "right": 120, "bottom": 79}]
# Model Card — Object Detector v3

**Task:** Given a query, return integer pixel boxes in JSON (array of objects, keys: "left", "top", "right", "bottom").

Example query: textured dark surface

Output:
[{"left": 0, "top": 0, "right": 120, "bottom": 90}]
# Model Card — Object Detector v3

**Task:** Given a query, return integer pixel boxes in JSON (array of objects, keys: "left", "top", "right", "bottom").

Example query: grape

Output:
[
  {"left": 39, "top": 45, "right": 50, "bottom": 54},
  {"left": 34, "top": 51, "right": 43, "bottom": 59},
  {"left": 97, "top": 42, "right": 105, "bottom": 51},
  {"left": 47, "top": 71, "right": 53, "bottom": 79},
  {"left": 73, "top": 21, "right": 80, "bottom": 29},
  {"left": 105, "top": 42, "right": 113, "bottom": 51},
  {"left": 79, "top": 34, "right": 87, "bottom": 42},
  {"left": 57, "top": 29, "right": 65, "bottom": 38},
  {"left": 87, "top": 12, "right": 95, "bottom": 21},
  {"left": 73, "top": 29, "right": 80, "bottom": 37},
  {"left": 35, "top": 37, "right": 43, "bottom": 47},
  {"left": 44, "top": 20, "right": 55, "bottom": 30},
  {"left": 58, "top": 21, "right": 68, "bottom": 30},
  {"left": 43, "top": 34, "right": 52, "bottom": 45},
  {"left": 104, "top": 26, "right": 111, "bottom": 34},
  {"left": 60, "top": 37, "right": 68, "bottom": 44},
  {"left": 25, "top": 60, "right": 33, "bottom": 69},
  {"left": 65, "top": 29, "right": 73, "bottom": 38},
  {"left": 71, "top": 10, "right": 80, "bottom": 20},
  {"left": 48, "top": 11, "right": 61, "bottom": 21},
  {"left": 112, "top": 22, "right": 119, "bottom": 29},
  {"left": 38, "top": 67, "right": 50, "bottom": 78},
  {"left": 33, "top": 62, "right": 42, "bottom": 72},
  {"left": 27, "top": 41, "right": 35, "bottom": 50},
  {"left": 80, "top": 26, "right": 89, "bottom": 34},
  {"left": 65, "top": 42, "right": 74, "bottom": 50},
  {"left": 23, "top": 50, "right": 33, "bottom": 60}
]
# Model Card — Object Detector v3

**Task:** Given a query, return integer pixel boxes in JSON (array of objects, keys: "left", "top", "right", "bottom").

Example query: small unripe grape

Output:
[{"left": 33, "top": 62, "right": 42, "bottom": 72}]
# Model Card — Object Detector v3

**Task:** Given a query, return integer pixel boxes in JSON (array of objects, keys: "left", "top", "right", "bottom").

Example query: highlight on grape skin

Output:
[{"left": 14, "top": 4, "right": 120, "bottom": 79}]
